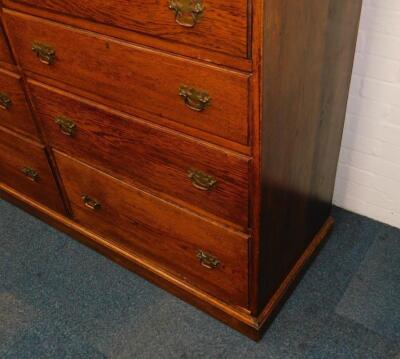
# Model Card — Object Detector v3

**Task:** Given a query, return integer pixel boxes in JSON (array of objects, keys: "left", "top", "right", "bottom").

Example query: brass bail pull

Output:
[
  {"left": 168, "top": 0, "right": 204, "bottom": 28},
  {"left": 179, "top": 85, "right": 211, "bottom": 112},
  {"left": 55, "top": 116, "right": 76, "bottom": 136},
  {"left": 82, "top": 195, "right": 101, "bottom": 210},
  {"left": 188, "top": 169, "right": 217, "bottom": 191},
  {"left": 21, "top": 167, "right": 39, "bottom": 182},
  {"left": 197, "top": 250, "right": 220, "bottom": 269},
  {"left": 32, "top": 42, "right": 56, "bottom": 65},
  {"left": 0, "top": 93, "right": 12, "bottom": 110}
]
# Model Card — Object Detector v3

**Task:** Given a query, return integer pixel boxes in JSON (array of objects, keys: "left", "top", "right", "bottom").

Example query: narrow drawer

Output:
[
  {"left": 0, "top": 68, "right": 39, "bottom": 138},
  {"left": 8, "top": 0, "right": 248, "bottom": 58},
  {"left": 0, "top": 23, "right": 13, "bottom": 64},
  {"left": 54, "top": 151, "right": 249, "bottom": 308},
  {"left": 0, "top": 126, "right": 65, "bottom": 213},
  {"left": 4, "top": 11, "right": 250, "bottom": 146},
  {"left": 29, "top": 81, "right": 250, "bottom": 230}
]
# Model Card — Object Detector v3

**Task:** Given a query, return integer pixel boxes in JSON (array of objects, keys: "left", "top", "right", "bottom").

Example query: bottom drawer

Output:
[
  {"left": 54, "top": 151, "right": 249, "bottom": 308},
  {"left": 0, "top": 126, "right": 65, "bottom": 213}
]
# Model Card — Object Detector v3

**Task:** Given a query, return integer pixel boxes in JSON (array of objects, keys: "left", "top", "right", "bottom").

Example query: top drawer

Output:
[{"left": 8, "top": 0, "right": 249, "bottom": 59}]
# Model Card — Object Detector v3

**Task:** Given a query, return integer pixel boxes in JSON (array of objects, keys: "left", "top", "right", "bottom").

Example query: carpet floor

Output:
[{"left": 0, "top": 200, "right": 399, "bottom": 358}]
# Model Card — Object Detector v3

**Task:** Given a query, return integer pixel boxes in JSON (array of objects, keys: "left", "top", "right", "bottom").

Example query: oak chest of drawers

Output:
[{"left": 0, "top": 0, "right": 362, "bottom": 340}]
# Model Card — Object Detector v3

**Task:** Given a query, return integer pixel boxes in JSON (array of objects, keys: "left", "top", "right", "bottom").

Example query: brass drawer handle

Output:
[
  {"left": 82, "top": 195, "right": 101, "bottom": 210},
  {"left": 32, "top": 42, "right": 56, "bottom": 65},
  {"left": 179, "top": 85, "right": 211, "bottom": 112},
  {"left": 197, "top": 250, "right": 220, "bottom": 269},
  {"left": 168, "top": 0, "right": 204, "bottom": 28},
  {"left": 21, "top": 167, "right": 39, "bottom": 182},
  {"left": 55, "top": 116, "right": 76, "bottom": 136},
  {"left": 188, "top": 169, "right": 217, "bottom": 191},
  {"left": 0, "top": 93, "right": 12, "bottom": 110}
]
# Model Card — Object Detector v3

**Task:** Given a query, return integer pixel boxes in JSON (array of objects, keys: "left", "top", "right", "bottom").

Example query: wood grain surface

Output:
[
  {"left": 4, "top": 10, "right": 250, "bottom": 145},
  {"left": 8, "top": 0, "right": 249, "bottom": 58},
  {"left": 0, "top": 68, "right": 38, "bottom": 138},
  {"left": 29, "top": 80, "right": 251, "bottom": 230},
  {"left": 55, "top": 150, "right": 250, "bottom": 308},
  {"left": 0, "top": 125, "right": 65, "bottom": 213}
]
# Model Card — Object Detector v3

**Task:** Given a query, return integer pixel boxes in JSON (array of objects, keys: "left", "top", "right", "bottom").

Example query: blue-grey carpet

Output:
[{"left": 0, "top": 200, "right": 399, "bottom": 359}]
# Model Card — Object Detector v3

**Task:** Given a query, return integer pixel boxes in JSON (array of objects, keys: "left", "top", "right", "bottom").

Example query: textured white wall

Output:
[{"left": 333, "top": 0, "right": 400, "bottom": 228}]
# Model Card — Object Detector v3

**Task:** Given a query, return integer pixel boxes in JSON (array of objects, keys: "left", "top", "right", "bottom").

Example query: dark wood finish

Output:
[
  {"left": 54, "top": 151, "right": 249, "bottom": 308},
  {"left": 0, "top": 68, "right": 38, "bottom": 138},
  {"left": 29, "top": 80, "right": 250, "bottom": 230},
  {"left": 4, "top": 10, "right": 250, "bottom": 145},
  {"left": 8, "top": 0, "right": 248, "bottom": 58},
  {"left": 257, "top": 0, "right": 363, "bottom": 310},
  {"left": 0, "top": 125, "right": 65, "bottom": 213},
  {"left": 0, "top": 0, "right": 362, "bottom": 340}
]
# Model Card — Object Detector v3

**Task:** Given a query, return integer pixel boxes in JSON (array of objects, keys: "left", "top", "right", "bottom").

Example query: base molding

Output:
[
  {"left": 0, "top": 183, "right": 333, "bottom": 341},
  {"left": 255, "top": 216, "right": 334, "bottom": 339}
]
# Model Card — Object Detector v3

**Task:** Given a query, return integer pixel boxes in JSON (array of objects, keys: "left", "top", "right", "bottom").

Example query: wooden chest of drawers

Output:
[{"left": 0, "top": 0, "right": 362, "bottom": 340}]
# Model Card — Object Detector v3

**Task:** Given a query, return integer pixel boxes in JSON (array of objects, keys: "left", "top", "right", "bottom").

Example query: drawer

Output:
[
  {"left": 0, "top": 22, "right": 13, "bottom": 64},
  {"left": 54, "top": 151, "right": 249, "bottom": 307},
  {"left": 8, "top": 0, "right": 248, "bottom": 59},
  {"left": 0, "top": 68, "right": 39, "bottom": 138},
  {"left": 0, "top": 126, "right": 65, "bottom": 213},
  {"left": 4, "top": 11, "right": 250, "bottom": 146},
  {"left": 29, "top": 81, "right": 250, "bottom": 230}
]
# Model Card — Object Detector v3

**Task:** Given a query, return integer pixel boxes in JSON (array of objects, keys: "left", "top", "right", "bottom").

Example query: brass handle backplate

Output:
[
  {"left": 168, "top": 0, "right": 204, "bottom": 28},
  {"left": 197, "top": 250, "right": 220, "bottom": 269},
  {"left": 179, "top": 85, "right": 211, "bottom": 112},
  {"left": 55, "top": 116, "right": 76, "bottom": 136},
  {"left": 0, "top": 93, "right": 12, "bottom": 110},
  {"left": 21, "top": 167, "right": 39, "bottom": 182},
  {"left": 188, "top": 169, "right": 217, "bottom": 191},
  {"left": 32, "top": 42, "right": 56, "bottom": 65},
  {"left": 82, "top": 195, "right": 101, "bottom": 210}
]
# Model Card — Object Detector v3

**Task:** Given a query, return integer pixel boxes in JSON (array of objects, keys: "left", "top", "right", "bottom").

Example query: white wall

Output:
[{"left": 333, "top": 0, "right": 400, "bottom": 228}]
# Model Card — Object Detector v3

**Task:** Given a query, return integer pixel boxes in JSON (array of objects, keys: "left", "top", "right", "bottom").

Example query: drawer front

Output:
[
  {"left": 0, "top": 126, "right": 65, "bottom": 213},
  {"left": 55, "top": 151, "right": 249, "bottom": 307},
  {"left": 30, "top": 81, "right": 250, "bottom": 230},
  {"left": 0, "top": 68, "right": 39, "bottom": 138},
  {"left": 4, "top": 11, "right": 250, "bottom": 145},
  {"left": 0, "top": 23, "right": 13, "bottom": 64},
  {"left": 9, "top": 0, "right": 248, "bottom": 58}
]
